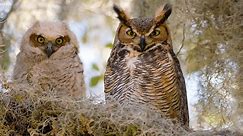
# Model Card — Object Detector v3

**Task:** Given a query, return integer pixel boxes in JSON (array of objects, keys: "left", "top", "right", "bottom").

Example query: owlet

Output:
[{"left": 13, "top": 21, "right": 85, "bottom": 99}]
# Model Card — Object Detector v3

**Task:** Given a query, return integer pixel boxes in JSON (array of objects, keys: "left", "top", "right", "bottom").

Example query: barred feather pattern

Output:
[{"left": 105, "top": 42, "right": 189, "bottom": 127}]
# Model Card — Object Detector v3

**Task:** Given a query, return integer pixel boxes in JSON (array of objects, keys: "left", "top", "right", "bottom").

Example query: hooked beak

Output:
[
  {"left": 45, "top": 42, "right": 54, "bottom": 57},
  {"left": 139, "top": 36, "right": 146, "bottom": 51}
]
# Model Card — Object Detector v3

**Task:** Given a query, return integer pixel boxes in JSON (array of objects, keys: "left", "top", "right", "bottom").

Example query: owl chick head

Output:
[
  {"left": 21, "top": 21, "right": 78, "bottom": 58},
  {"left": 113, "top": 4, "right": 172, "bottom": 52}
]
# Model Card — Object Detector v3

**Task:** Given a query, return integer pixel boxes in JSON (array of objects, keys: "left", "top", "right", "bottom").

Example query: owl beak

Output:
[
  {"left": 45, "top": 42, "right": 54, "bottom": 57},
  {"left": 139, "top": 36, "right": 146, "bottom": 51}
]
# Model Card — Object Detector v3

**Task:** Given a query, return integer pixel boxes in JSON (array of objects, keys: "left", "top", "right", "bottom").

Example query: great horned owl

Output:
[
  {"left": 104, "top": 4, "right": 189, "bottom": 127},
  {"left": 13, "top": 21, "right": 85, "bottom": 99}
]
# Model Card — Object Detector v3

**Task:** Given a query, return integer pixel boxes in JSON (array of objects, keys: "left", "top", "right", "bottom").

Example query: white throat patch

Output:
[{"left": 126, "top": 57, "right": 137, "bottom": 71}]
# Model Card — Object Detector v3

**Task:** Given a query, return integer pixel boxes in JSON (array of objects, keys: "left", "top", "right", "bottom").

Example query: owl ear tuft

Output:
[
  {"left": 154, "top": 3, "right": 172, "bottom": 25},
  {"left": 113, "top": 4, "right": 130, "bottom": 26}
]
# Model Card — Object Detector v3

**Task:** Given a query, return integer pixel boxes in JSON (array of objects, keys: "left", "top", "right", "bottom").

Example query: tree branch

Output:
[
  {"left": 0, "top": 0, "right": 17, "bottom": 71},
  {"left": 0, "top": 0, "right": 17, "bottom": 23}
]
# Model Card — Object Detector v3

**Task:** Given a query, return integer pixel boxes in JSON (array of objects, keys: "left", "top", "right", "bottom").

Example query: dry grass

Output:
[
  {"left": 0, "top": 83, "right": 189, "bottom": 136},
  {"left": 0, "top": 83, "right": 242, "bottom": 136}
]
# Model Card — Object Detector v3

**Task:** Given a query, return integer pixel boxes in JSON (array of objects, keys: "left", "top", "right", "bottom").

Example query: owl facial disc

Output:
[
  {"left": 30, "top": 33, "right": 71, "bottom": 58},
  {"left": 114, "top": 4, "right": 172, "bottom": 52}
]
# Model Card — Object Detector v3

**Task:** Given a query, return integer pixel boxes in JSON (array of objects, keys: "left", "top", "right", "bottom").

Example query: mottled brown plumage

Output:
[
  {"left": 13, "top": 21, "right": 85, "bottom": 99},
  {"left": 105, "top": 4, "right": 189, "bottom": 127}
]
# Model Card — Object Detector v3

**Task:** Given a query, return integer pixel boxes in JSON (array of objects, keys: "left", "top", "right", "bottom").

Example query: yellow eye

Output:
[
  {"left": 150, "top": 29, "right": 160, "bottom": 36},
  {"left": 126, "top": 29, "right": 136, "bottom": 37},
  {"left": 55, "top": 37, "right": 64, "bottom": 45},
  {"left": 37, "top": 35, "right": 45, "bottom": 44}
]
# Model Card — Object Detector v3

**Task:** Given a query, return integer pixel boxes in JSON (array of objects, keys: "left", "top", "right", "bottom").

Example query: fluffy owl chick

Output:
[
  {"left": 13, "top": 21, "right": 85, "bottom": 99},
  {"left": 105, "top": 4, "right": 189, "bottom": 127}
]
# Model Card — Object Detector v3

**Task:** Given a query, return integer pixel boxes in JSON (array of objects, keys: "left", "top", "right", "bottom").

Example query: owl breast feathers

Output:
[
  {"left": 13, "top": 21, "right": 85, "bottom": 99},
  {"left": 104, "top": 4, "right": 189, "bottom": 127}
]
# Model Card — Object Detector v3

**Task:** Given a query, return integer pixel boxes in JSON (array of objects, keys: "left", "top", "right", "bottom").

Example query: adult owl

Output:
[
  {"left": 104, "top": 4, "right": 189, "bottom": 127},
  {"left": 13, "top": 21, "right": 85, "bottom": 99}
]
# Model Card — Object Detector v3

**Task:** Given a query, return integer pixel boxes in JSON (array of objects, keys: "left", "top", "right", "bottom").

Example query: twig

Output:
[
  {"left": 0, "top": 48, "right": 6, "bottom": 54},
  {"left": 176, "top": 24, "right": 186, "bottom": 56}
]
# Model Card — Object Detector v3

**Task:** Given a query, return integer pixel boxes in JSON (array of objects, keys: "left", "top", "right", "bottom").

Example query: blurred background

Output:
[{"left": 0, "top": 0, "right": 242, "bottom": 131}]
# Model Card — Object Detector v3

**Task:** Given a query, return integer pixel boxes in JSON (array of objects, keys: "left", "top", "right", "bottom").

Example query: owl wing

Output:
[
  {"left": 72, "top": 55, "right": 86, "bottom": 97},
  {"left": 104, "top": 39, "right": 119, "bottom": 98},
  {"left": 104, "top": 52, "right": 116, "bottom": 99},
  {"left": 170, "top": 50, "right": 189, "bottom": 127},
  {"left": 13, "top": 52, "right": 33, "bottom": 83}
]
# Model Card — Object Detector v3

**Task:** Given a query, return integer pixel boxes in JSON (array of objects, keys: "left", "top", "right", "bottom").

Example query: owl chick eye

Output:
[
  {"left": 37, "top": 35, "right": 45, "bottom": 44},
  {"left": 55, "top": 37, "right": 64, "bottom": 45},
  {"left": 126, "top": 29, "right": 136, "bottom": 37},
  {"left": 150, "top": 29, "right": 160, "bottom": 37}
]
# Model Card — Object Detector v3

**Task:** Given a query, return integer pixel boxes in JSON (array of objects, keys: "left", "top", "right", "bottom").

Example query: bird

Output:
[
  {"left": 12, "top": 21, "right": 86, "bottom": 99},
  {"left": 104, "top": 4, "right": 189, "bottom": 127}
]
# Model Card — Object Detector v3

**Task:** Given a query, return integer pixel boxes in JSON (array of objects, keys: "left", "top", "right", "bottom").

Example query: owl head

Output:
[
  {"left": 113, "top": 4, "right": 172, "bottom": 52},
  {"left": 20, "top": 21, "right": 78, "bottom": 58}
]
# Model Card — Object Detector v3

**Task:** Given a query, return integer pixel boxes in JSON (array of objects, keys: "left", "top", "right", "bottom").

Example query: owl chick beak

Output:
[
  {"left": 139, "top": 36, "right": 146, "bottom": 51},
  {"left": 45, "top": 42, "right": 54, "bottom": 57}
]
